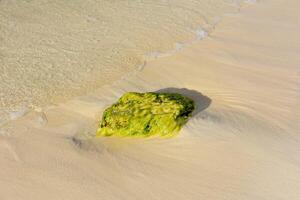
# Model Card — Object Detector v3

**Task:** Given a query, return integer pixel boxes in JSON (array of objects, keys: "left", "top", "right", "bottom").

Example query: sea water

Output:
[{"left": 0, "top": 0, "right": 246, "bottom": 122}]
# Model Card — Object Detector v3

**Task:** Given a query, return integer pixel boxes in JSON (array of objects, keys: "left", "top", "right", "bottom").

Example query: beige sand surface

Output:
[{"left": 1, "top": 0, "right": 300, "bottom": 199}]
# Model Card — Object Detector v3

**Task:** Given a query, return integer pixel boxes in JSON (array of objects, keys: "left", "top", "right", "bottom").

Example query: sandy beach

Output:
[{"left": 1, "top": 0, "right": 300, "bottom": 199}]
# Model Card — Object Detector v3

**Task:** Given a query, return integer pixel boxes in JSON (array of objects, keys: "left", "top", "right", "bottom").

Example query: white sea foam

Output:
[
  {"left": 196, "top": 29, "right": 209, "bottom": 40},
  {"left": 9, "top": 107, "right": 28, "bottom": 120}
]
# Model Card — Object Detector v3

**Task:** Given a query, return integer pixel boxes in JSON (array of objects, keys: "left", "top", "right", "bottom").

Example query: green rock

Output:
[{"left": 97, "top": 92, "right": 195, "bottom": 137}]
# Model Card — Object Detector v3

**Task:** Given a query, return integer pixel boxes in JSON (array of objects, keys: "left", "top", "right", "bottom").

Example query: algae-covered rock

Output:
[{"left": 97, "top": 92, "right": 194, "bottom": 137}]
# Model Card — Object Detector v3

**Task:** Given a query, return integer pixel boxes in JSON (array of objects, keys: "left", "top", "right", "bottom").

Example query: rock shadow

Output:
[{"left": 155, "top": 88, "right": 211, "bottom": 116}]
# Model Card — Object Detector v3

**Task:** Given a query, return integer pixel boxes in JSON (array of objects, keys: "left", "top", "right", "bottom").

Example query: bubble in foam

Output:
[
  {"left": 9, "top": 107, "right": 28, "bottom": 120},
  {"left": 196, "top": 29, "right": 208, "bottom": 40}
]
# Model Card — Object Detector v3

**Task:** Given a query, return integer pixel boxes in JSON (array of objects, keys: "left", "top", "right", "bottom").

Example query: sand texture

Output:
[
  {"left": 0, "top": 0, "right": 300, "bottom": 199},
  {"left": 0, "top": 0, "right": 243, "bottom": 117}
]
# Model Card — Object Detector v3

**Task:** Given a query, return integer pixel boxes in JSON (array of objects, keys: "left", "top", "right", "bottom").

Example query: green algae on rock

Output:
[{"left": 97, "top": 92, "right": 194, "bottom": 137}]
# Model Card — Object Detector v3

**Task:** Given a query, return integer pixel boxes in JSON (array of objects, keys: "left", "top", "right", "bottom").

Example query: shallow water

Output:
[{"left": 0, "top": 0, "right": 245, "bottom": 122}]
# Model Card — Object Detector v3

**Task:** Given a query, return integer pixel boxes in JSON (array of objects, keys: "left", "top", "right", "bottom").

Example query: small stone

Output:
[{"left": 97, "top": 92, "right": 194, "bottom": 137}]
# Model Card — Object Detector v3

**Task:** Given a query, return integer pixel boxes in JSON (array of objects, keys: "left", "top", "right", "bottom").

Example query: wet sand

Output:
[{"left": 1, "top": 0, "right": 300, "bottom": 199}]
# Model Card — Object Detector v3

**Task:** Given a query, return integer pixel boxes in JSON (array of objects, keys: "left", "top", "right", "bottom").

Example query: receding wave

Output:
[{"left": 0, "top": 0, "right": 246, "bottom": 123}]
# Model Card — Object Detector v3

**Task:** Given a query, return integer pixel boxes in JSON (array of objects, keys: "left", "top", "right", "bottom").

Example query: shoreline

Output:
[
  {"left": 0, "top": 0, "right": 246, "bottom": 120},
  {"left": 1, "top": 0, "right": 300, "bottom": 199}
]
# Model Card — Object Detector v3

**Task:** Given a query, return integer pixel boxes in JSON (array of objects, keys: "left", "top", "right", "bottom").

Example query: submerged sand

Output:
[
  {"left": 0, "top": 0, "right": 243, "bottom": 117},
  {"left": 1, "top": 0, "right": 300, "bottom": 199}
]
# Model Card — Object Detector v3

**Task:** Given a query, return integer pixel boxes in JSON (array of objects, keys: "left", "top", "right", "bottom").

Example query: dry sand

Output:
[{"left": 1, "top": 0, "right": 300, "bottom": 199}]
